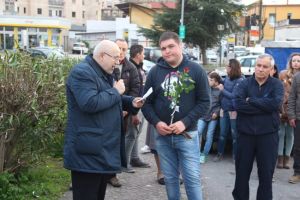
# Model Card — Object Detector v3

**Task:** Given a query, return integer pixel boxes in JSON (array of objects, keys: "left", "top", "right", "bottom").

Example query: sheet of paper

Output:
[
  {"left": 142, "top": 87, "right": 153, "bottom": 100},
  {"left": 137, "top": 87, "right": 153, "bottom": 102}
]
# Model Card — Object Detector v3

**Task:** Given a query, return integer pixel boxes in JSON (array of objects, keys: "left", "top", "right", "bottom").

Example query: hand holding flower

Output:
[{"left": 169, "top": 121, "right": 186, "bottom": 135}]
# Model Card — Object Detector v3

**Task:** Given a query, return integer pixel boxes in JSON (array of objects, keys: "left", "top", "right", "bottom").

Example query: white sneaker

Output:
[
  {"left": 140, "top": 145, "right": 151, "bottom": 154},
  {"left": 200, "top": 154, "right": 206, "bottom": 164}
]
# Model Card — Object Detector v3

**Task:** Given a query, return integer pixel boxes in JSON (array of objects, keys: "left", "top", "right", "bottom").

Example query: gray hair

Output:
[{"left": 256, "top": 53, "right": 275, "bottom": 67}]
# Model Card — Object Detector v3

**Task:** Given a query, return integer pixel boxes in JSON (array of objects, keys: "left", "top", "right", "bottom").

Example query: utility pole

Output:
[
  {"left": 258, "top": 0, "right": 263, "bottom": 43},
  {"left": 179, "top": 0, "right": 185, "bottom": 39}
]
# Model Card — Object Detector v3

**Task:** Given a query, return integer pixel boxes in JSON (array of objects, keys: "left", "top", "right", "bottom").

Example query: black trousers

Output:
[
  {"left": 232, "top": 132, "right": 278, "bottom": 200},
  {"left": 71, "top": 171, "right": 109, "bottom": 200},
  {"left": 294, "top": 120, "right": 300, "bottom": 175}
]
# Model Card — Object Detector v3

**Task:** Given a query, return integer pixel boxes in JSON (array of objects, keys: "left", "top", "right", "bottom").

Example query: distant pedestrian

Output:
[
  {"left": 214, "top": 59, "right": 244, "bottom": 162},
  {"left": 232, "top": 54, "right": 284, "bottom": 200},
  {"left": 287, "top": 54, "right": 300, "bottom": 184},
  {"left": 64, "top": 40, "right": 144, "bottom": 200},
  {"left": 277, "top": 53, "right": 300, "bottom": 169},
  {"left": 142, "top": 31, "right": 210, "bottom": 200},
  {"left": 198, "top": 72, "right": 222, "bottom": 163}
]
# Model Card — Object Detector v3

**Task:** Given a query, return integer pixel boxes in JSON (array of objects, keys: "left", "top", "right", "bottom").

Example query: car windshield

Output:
[{"left": 74, "top": 43, "right": 85, "bottom": 47}]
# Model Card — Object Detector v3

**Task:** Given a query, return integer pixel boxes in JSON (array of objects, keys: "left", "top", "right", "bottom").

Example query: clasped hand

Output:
[{"left": 156, "top": 121, "right": 186, "bottom": 136}]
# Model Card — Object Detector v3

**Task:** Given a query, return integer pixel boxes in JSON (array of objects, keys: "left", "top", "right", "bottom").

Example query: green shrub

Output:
[{"left": 0, "top": 50, "right": 79, "bottom": 172}]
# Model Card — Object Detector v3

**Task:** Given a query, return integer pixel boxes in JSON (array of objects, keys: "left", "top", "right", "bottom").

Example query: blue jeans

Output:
[
  {"left": 278, "top": 122, "right": 294, "bottom": 156},
  {"left": 198, "top": 119, "right": 218, "bottom": 155},
  {"left": 155, "top": 130, "right": 202, "bottom": 200},
  {"left": 217, "top": 111, "right": 237, "bottom": 158}
]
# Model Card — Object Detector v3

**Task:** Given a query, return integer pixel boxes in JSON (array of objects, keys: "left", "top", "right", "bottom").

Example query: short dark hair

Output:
[
  {"left": 130, "top": 44, "right": 144, "bottom": 58},
  {"left": 228, "top": 58, "right": 242, "bottom": 79},
  {"left": 159, "top": 31, "right": 180, "bottom": 45},
  {"left": 208, "top": 72, "right": 222, "bottom": 84}
]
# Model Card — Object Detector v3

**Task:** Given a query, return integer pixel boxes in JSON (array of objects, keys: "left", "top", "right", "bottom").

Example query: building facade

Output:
[{"left": 244, "top": 0, "right": 300, "bottom": 45}]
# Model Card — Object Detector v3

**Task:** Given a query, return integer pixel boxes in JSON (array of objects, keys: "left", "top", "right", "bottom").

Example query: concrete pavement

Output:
[{"left": 60, "top": 122, "right": 300, "bottom": 200}]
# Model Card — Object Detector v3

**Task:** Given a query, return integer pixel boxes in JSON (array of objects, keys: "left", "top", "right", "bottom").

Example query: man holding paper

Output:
[{"left": 142, "top": 31, "right": 210, "bottom": 200}]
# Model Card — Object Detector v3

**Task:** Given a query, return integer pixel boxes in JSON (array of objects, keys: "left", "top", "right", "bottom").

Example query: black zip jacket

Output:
[
  {"left": 141, "top": 55, "right": 210, "bottom": 131},
  {"left": 234, "top": 75, "right": 284, "bottom": 135}
]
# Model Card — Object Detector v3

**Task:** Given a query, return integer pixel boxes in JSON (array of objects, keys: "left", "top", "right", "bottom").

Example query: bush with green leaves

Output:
[{"left": 0, "top": 50, "right": 79, "bottom": 172}]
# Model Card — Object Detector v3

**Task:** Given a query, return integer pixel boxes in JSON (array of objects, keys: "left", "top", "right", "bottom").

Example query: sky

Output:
[{"left": 240, "top": 0, "right": 258, "bottom": 5}]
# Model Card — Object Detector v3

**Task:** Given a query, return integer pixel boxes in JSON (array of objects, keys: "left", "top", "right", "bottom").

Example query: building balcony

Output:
[{"left": 48, "top": 0, "right": 64, "bottom": 7}]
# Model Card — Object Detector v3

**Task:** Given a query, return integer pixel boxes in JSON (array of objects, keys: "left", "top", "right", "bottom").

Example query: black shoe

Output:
[
  {"left": 157, "top": 177, "right": 183, "bottom": 185},
  {"left": 130, "top": 158, "right": 150, "bottom": 168},
  {"left": 157, "top": 177, "right": 165, "bottom": 185}
]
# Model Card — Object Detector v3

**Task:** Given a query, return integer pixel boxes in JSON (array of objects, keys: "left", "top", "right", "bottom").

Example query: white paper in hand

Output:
[{"left": 138, "top": 87, "right": 153, "bottom": 102}]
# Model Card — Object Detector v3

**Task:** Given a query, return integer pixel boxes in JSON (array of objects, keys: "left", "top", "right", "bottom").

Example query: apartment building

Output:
[{"left": 244, "top": 0, "right": 300, "bottom": 45}]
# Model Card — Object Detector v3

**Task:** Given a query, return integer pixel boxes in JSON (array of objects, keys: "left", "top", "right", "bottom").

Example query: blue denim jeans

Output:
[
  {"left": 217, "top": 111, "right": 237, "bottom": 158},
  {"left": 198, "top": 119, "right": 218, "bottom": 156},
  {"left": 278, "top": 122, "right": 294, "bottom": 156},
  {"left": 155, "top": 130, "right": 203, "bottom": 200}
]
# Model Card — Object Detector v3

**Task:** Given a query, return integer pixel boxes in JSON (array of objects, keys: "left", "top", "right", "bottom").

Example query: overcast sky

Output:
[{"left": 240, "top": 0, "right": 257, "bottom": 5}]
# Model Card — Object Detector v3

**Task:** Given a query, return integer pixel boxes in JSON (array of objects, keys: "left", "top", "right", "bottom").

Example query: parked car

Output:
[
  {"left": 72, "top": 42, "right": 88, "bottom": 54},
  {"left": 143, "top": 59, "right": 156, "bottom": 75},
  {"left": 206, "top": 50, "right": 218, "bottom": 63},
  {"left": 234, "top": 46, "right": 247, "bottom": 57},
  {"left": 33, "top": 47, "right": 65, "bottom": 59},
  {"left": 26, "top": 48, "right": 47, "bottom": 58},
  {"left": 237, "top": 55, "right": 259, "bottom": 77},
  {"left": 144, "top": 47, "right": 161, "bottom": 63}
]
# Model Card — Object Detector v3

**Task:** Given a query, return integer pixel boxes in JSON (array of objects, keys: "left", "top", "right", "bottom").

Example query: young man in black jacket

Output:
[
  {"left": 142, "top": 31, "right": 210, "bottom": 200},
  {"left": 233, "top": 54, "right": 284, "bottom": 200}
]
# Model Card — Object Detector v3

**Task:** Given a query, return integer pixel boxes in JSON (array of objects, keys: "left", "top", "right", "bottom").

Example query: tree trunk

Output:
[
  {"left": 201, "top": 47, "right": 207, "bottom": 65},
  {"left": 0, "top": 134, "right": 5, "bottom": 172}
]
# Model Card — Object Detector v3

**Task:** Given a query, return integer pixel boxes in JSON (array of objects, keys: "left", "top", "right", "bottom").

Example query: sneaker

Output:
[
  {"left": 200, "top": 154, "right": 206, "bottom": 164},
  {"left": 130, "top": 158, "right": 150, "bottom": 168},
  {"left": 140, "top": 145, "right": 151, "bottom": 154},
  {"left": 289, "top": 174, "right": 300, "bottom": 184},
  {"left": 213, "top": 154, "right": 223, "bottom": 162},
  {"left": 108, "top": 177, "right": 122, "bottom": 187},
  {"left": 122, "top": 167, "right": 135, "bottom": 173}
]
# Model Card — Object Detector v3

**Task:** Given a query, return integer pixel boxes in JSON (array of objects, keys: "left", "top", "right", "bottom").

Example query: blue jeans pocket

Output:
[{"left": 74, "top": 127, "right": 104, "bottom": 156}]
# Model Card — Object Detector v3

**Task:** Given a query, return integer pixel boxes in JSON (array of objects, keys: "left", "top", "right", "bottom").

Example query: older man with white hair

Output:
[
  {"left": 233, "top": 54, "right": 284, "bottom": 200},
  {"left": 64, "top": 40, "right": 144, "bottom": 200}
]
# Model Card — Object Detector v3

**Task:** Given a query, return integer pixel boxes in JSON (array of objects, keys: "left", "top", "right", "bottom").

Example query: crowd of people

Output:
[{"left": 63, "top": 32, "right": 300, "bottom": 200}]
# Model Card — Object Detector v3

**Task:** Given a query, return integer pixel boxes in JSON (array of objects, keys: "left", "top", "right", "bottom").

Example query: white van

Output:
[{"left": 72, "top": 42, "right": 88, "bottom": 54}]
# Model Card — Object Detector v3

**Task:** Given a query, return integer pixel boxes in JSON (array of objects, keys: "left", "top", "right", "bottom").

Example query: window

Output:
[
  {"left": 49, "top": 10, "right": 52, "bottom": 16},
  {"left": 24, "top": 7, "right": 26, "bottom": 14},
  {"left": 56, "top": 10, "right": 58, "bottom": 16},
  {"left": 59, "top": 10, "right": 62, "bottom": 17},
  {"left": 269, "top": 13, "right": 276, "bottom": 27},
  {"left": 82, "top": 11, "right": 85, "bottom": 18},
  {"left": 17, "top": 7, "right": 19, "bottom": 13},
  {"left": 72, "top": 0, "right": 76, "bottom": 3},
  {"left": 287, "top": 13, "right": 292, "bottom": 20},
  {"left": 82, "top": 0, "right": 85, "bottom": 5},
  {"left": 37, "top": 8, "right": 42, "bottom": 15},
  {"left": 72, "top": 12, "right": 76, "bottom": 18}
]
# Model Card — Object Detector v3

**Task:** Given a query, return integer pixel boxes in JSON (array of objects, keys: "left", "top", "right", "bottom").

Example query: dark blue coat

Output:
[
  {"left": 64, "top": 55, "right": 136, "bottom": 173},
  {"left": 234, "top": 75, "right": 284, "bottom": 135},
  {"left": 220, "top": 76, "right": 244, "bottom": 111}
]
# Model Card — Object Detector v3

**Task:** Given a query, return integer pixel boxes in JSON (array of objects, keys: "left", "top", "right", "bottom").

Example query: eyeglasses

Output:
[
  {"left": 292, "top": 59, "right": 300, "bottom": 63},
  {"left": 104, "top": 52, "right": 120, "bottom": 63}
]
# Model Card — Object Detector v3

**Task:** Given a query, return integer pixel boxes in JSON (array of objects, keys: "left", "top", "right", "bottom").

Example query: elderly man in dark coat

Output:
[{"left": 64, "top": 40, "right": 144, "bottom": 200}]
